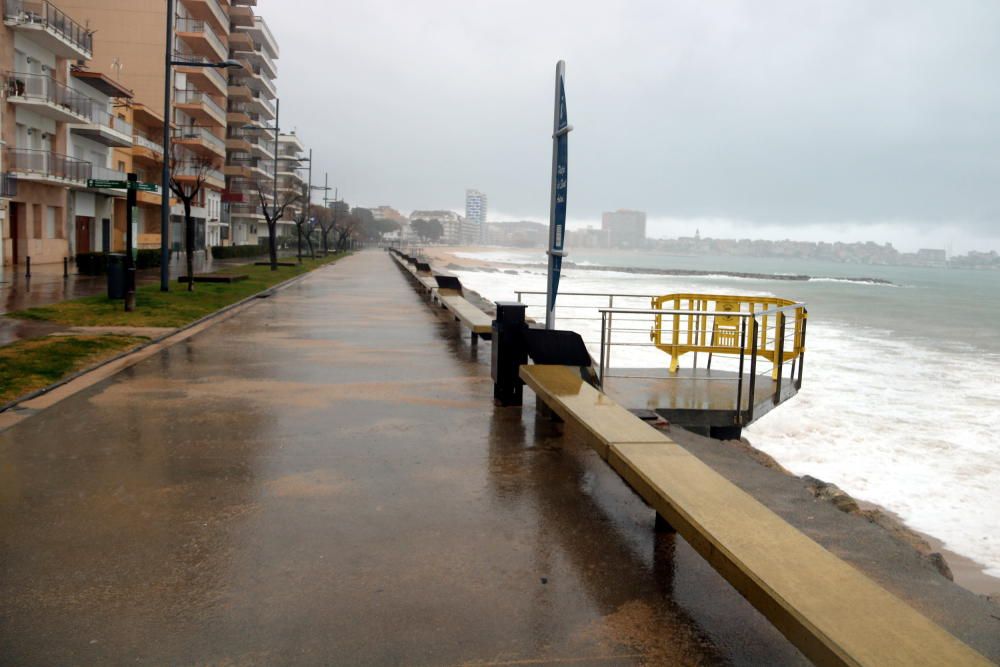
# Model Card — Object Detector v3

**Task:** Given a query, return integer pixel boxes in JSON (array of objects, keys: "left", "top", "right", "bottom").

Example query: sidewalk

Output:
[{"left": 0, "top": 251, "right": 995, "bottom": 665}]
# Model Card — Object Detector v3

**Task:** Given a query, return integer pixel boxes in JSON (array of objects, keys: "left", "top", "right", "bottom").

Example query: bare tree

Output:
[
  {"left": 332, "top": 213, "right": 361, "bottom": 251},
  {"left": 168, "top": 150, "right": 216, "bottom": 292},
  {"left": 252, "top": 176, "right": 301, "bottom": 271},
  {"left": 311, "top": 204, "right": 334, "bottom": 255}
]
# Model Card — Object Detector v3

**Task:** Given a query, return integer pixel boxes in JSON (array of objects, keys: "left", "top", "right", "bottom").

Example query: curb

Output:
[{"left": 0, "top": 255, "right": 348, "bottom": 425}]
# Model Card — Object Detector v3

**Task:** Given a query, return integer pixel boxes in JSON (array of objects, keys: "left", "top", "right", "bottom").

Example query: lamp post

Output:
[{"left": 160, "top": 0, "right": 242, "bottom": 291}]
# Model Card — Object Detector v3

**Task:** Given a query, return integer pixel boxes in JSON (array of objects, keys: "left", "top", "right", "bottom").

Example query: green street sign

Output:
[
  {"left": 87, "top": 179, "right": 127, "bottom": 189},
  {"left": 86, "top": 180, "right": 158, "bottom": 191}
]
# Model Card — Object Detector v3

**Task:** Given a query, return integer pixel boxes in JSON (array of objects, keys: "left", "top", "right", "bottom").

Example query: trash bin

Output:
[{"left": 106, "top": 253, "right": 126, "bottom": 299}]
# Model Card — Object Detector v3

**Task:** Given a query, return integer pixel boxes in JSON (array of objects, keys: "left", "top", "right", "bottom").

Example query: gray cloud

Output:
[{"left": 267, "top": 0, "right": 1000, "bottom": 242}]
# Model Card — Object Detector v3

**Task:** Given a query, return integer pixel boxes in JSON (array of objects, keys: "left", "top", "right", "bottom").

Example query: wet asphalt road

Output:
[{"left": 0, "top": 251, "right": 808, "bottom": 665}]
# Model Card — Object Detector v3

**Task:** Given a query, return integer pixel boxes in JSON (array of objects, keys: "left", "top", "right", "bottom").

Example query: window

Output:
[{"left": 45, "top": 206, "right": 57, "bottom": 238}]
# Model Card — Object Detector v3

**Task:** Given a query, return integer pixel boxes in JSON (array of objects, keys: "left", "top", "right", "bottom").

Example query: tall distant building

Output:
[
  {"left": 465, "top": 189, "right": 488, "bottom": 243},
  {"left": 601, "top": 210, "right": 646, "bottom": 248}
]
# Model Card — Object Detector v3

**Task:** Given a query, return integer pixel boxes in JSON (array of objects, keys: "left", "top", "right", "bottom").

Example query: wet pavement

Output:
[
  {"left": 0, "top": 251, "right": 293, "bottom": 316},
  {"left": 0, "top": 251, "right": 814, "bottom": 665}
]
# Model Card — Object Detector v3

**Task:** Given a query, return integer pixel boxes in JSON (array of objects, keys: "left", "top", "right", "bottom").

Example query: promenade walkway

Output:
[{"left": 1, "top": 251, "right": 995, "bottom": 665}]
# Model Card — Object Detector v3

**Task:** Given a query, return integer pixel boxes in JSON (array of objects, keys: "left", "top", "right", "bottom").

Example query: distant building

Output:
[
  {"left": 410, "top": 209, "right": 464, "bottom": 244},
  {"left": 601, "top": 210, "right": 646, "bottom": 248},
  {"left": 567, "top": 225, "right": 609, "bottom": 249},
  {"left": 917, "top": 248, "right": 947, "bottom": 266},
  {"left": 465, "top": 189, "right": 488, "bottom": 243},
  {"left": 371, "top": 206, "right": 408, "bottom": 226},
  {"left": 486, "top": 221, "right": 547, "bottom": 247}
]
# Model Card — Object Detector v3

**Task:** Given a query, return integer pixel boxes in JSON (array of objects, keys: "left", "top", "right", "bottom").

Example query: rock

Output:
[{"left": 927, "top": 552, "right": 954, "bottom": 581}]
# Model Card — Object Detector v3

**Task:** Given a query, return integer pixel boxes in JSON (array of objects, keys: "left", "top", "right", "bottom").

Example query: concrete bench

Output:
[
  {"left": 438, "top": 292, "right": 493, "bottom": 339},
  {"left": 519, "top": 363, "right": 991, "bottom": 667}
]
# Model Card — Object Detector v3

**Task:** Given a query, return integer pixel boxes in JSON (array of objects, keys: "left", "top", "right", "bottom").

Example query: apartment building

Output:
[
  {"left": 464, "top": 188, "right": 487, "bottom": 243},
  {"left": 224, "top": 6, "right": 279, "bottom": 245},
  {"left": 601, "top": 209, "right": 647, "bottom": 248},
  {"left": 274, "top": 131, "right": 305, "bottom": 235},
  {"left": 1, "top": 0, "right": 151, "bottom": 267},
  {"left": 64, "top": 0, "right": 242, "bottom": 250}
]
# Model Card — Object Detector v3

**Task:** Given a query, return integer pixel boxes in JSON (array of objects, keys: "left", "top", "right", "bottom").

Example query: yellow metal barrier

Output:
[{"left": 650, "top": 293, "right": 806, "bottom": 378}]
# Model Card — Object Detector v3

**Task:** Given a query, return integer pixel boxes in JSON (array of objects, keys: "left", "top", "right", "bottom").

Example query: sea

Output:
[{"left": 445, "top": 248, "right": 1000, "bottom": 582}]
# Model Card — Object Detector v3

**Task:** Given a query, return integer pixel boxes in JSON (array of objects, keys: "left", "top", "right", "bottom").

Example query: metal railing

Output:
[
  {"left": 174, "top": 18, "right": 227, "bottom": 58},
  {"left": 133, "top": 131, "right": 164, "bottom": 154},
  {"left": 4, "top": 71, "right": 91, "bottom": 118},
  {"left": 87, "top": 105, "right": 133, "bottom": 137},
  {"left": 3, "top": 0, "right": 93, "bottom": 56},
  {"left": 174, "top": 55, "right": 228, "bottom": 90},
  {"left": 174, "top": 89, "right": 225, "bottom": 120},
  {"left": 172, "top": 126, "right": 225, "bottom": 151},
  {"left": 514, "top": 290, "right": 807, "bottom": 423},
  {"left": 4, "top": 147, "right": 91, "bottom": 182}
]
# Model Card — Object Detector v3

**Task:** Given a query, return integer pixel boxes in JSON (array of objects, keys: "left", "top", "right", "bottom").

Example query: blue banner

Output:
[{"left": 550, "top": 76, "right": 568, "bottom": 301}]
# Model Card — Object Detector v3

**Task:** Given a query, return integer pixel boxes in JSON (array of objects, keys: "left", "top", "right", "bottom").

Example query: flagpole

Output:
[{"left": 545, "top": 60, "right": 572, "bottom": 329}]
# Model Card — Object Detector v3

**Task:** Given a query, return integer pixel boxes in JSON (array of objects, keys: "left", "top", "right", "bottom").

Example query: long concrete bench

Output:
[{"left": 520, "top": 363, "right": 991, "bottom": 667}]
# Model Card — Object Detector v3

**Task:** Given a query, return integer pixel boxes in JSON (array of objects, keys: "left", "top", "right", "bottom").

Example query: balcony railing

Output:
[
  {"left": 5, "top": 147, "right": 91, "bottom": 182},
  {"left": 173, "top": 55, "right": 228, "bottom": 91},
  {"left": 173, "top": 162, "right": 224, "bottom": 184},
  {"left": 174, "top": 89, "right": 226, "bottom": 119},
  {"left": 5, "top": 71, "right": 91, "bottom": 118},
  {"left": 173, "top": 126, "right": 225, "bottom": 152},
  {"left": 89, "top": 105, "right": 133, "bottom": 137},
  {"left": 133, "top": 132, "right": 164, "bottom": 155},
  {"left": 252, "top": 93, "right": 275, "bottom": 116},
  {"left": 175, "top": 18, "right": 227, "bottom": 59},
  {"left": 4, "top": 0, "right": 93, "bottom": 57},
  {"left": 90, "top": 165, "right": 127, "bottom": 185}
]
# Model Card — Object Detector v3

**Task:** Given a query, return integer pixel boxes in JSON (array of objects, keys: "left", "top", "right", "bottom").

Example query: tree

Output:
[
  {"left": 332, "top": 212, "right": 360, "bottom": 251},
  {"left": 251, "top": 175, "right": 301, "bottom": 271},
  {"left": 309, "top": 204, "right": 334, "bottom": 255},
  {"left": 411, "top": 218, "right": 443, "bottom": 243},
  {"left": 168, "top": 150, "right": 216, "bottom": 292}
]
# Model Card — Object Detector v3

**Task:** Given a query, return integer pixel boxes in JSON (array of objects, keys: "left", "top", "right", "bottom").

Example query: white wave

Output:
[
  {"left": 809, "top": 277, "right": 902, "bottom": 287},
  {"left": 453, "top": 265, "right": 1000, "bottom": 579}
]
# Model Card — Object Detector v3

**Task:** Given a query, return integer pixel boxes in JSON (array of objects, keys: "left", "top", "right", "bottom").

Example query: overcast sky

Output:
[{"left": 266, "top": 1, "right": 1000, "bottom": 252}]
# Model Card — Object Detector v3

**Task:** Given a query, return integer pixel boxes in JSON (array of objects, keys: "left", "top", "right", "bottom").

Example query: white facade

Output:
[{"left": 465, "top": 188, "right": 487, "bottom": 243}]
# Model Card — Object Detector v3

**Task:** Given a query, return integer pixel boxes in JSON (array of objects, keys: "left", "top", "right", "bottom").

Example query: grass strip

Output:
[
  {"left": 0, "top": 335, "right": 146, "bottom": 404},
  {"left": 8, "top": 254, "right": 345, "bottom": 328}
]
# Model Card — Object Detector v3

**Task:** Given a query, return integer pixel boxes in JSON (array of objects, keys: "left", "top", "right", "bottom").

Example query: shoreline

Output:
[{"left": 419, "top": 244, "right": 1000, "bottom": 601}]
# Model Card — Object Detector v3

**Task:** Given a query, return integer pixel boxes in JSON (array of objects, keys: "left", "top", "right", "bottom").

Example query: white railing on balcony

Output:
[
  {"left": 174, "top": 55, "right": 228, "bottom": 91},
  {"left": 89, "top": 105, "right": 133, "bottom": 138},
  {"left": 5, "top": 147, "right": 91, "bottom": 182},
  {"left": 3, "top": 0, "right": 93, "bottom": 57},
  {"left": 133, "top": 132, "right": 164, "bottom": 155},
  {"left": 174, "top": 89, "right": 226, "bottom": 120},
  {"left": 173, "top": 126, "right": 225, "bottom": 152},
  {"left": 5, "top": 71, "right": 90, "bottom": 118}
]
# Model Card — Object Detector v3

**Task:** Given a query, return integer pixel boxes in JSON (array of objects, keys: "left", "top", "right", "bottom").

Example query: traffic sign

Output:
[{"left": 86, "top": 180, "right": 158, "bottom": 191}]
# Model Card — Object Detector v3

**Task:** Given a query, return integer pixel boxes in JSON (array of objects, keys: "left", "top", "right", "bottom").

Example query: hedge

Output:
[
  {"left": 75, "top": 249, "right": 166, "bottom": 275},
  {"left": 210, "top": 244, "right": 268, "bottom": 259}
]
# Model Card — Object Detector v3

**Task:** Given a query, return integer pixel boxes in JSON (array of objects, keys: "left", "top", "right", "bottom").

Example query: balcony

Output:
[
  {"left": 175, "top": 88, "right": 226, "bottom": 127},
  {"left": 248, "top": 135, "right": 274, "bottom": 160},
  {"left": 227, "top": 83, "right": 251, "bottom": 100},
  {"left": 3, "top": 0, "right": 92, "bottom": 60},
  {"left": 230, "top": 202, "right": 265, "bottom": 220},
  {"left": 173, "top": 162, "right": 225, "bottom": 189},
  {"left": 172, "top": 126, "right": 226, "bottom": 158},
  {"left": 5, "top": 148, "right": 90, "bottom": 187},
  {"left": 179, "top": 0, "right": 228, "bottom": 34},
  {"left": 133, "top": 131, "right": 165, "bottom": 165},
  {"left": 228, "top": 29, "right": 252, "bottom": 50},
  {"left": 4, "top": 71, "right": 91, "bottom": 123},
  {"left": 244, "top": 65, "right": 276, "bottom": 98},
  {"left": 70, "top": 106, "right": 133, "bottom": 148},
  {"left": 229, "top": 3, "right": 253, "bottom": 27},
  {"left": 175, "top": 18, "right": 227, "bottom": 61},
  {"left": 249, "top": 93, "right": 275, "bottom": 119},
  {"left": 175, "top": 58, "right": 228, "bottom": 97}
]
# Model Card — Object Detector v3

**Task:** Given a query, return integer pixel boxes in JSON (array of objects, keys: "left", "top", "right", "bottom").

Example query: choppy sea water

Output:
[{"left": 447, "top": 249, "right": 1000, "bottom": 579}]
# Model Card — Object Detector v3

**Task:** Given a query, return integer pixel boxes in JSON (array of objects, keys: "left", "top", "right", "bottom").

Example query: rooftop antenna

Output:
[{"left": 111, "top": 57, "right": 123, "bottom": 80}]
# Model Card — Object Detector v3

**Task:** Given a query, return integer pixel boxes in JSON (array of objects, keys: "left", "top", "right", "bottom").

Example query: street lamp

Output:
[
  {"left": 160, "top": 0, "right": 243, "bottom": 291},
  {"left": 289, "top": 151, "right": 331, "bottom": 262}
]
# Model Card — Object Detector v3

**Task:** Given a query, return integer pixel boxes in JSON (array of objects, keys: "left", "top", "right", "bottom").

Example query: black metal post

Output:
[
  {"left": 491, "top": 301, "right": 528, "bottom": 406},
  {"left": 774, "top": 312, "right": 786, "bottom": 405},
  {"left": 796, "top": 311, "right": 808, "bottom": 390},
  {"left": 25, "top": 256, "right": 30, "bottom": 278},
  {"left": 160, "top": 0, "right": 175, "bottom": 291},
  {"left": 125, "top": 173, "right": 138, "bottom": 311},
  {"left": 63, "top": 256, "right": 68, "bottom": 278},
  {"left": 747, "top": 319, "right": 759, "bottom": 423},
  {"left": 736, "top": 317, "right": 747, "bottom": 419}
]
